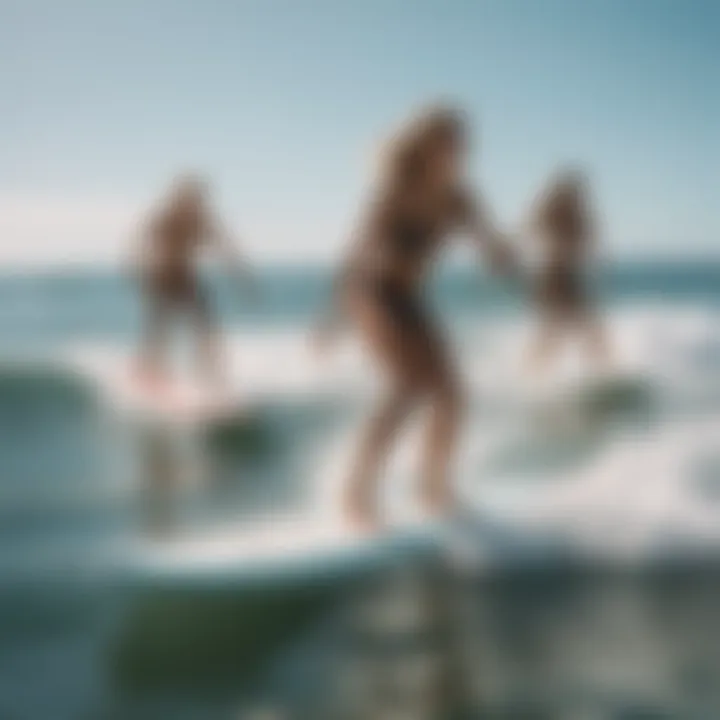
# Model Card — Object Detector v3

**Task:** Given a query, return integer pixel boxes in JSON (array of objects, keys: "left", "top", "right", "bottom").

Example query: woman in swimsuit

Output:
[
  {"left": 526, "top": 168, "right": 609, "bottom": 371},
  {"left": 131, "top": 174, "right": 252, "bottom": 389},
  {"left": 317, "top": 106, "right": 515, "bottom": 529}
]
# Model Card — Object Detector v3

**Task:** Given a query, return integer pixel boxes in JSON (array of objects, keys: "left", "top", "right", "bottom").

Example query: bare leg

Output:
[
  {"left": 195, "top": 324, "right": 225, "bottom": 387},
  {"left": 419, "top": 377, "right": 464, "bottom": 517},
  {"left": 135, "top": 294, "right": 171, "bottom": 390},
  {"left": 343, "top": 281, "right": 457, "bottom": 529},
  {"left": 344, "top": 385, "right": 418, "bottom": 530}
]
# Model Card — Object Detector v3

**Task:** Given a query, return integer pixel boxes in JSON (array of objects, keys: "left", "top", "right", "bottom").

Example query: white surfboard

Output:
[
  {"left": 116, "top": 411, "right": 449, "bottom": 587},
  {"left": 63, "top": 347, "right": 250, "bottom": 426},
  {"left": 126, "top": 513, "right": 444, "bottom": 588},
  {"left": 516, "top": 362, "right": 653, "bottom": 419}
]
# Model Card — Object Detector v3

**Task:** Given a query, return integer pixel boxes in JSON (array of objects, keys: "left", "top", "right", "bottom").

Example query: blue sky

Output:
[{"left": 1, "top": 0, "right": 718, "bottom": 265}]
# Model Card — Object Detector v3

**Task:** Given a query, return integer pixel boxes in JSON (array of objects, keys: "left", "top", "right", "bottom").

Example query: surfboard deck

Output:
[
  {"left": 518, "top": 365, "right": 653, "bottom": 417},
  {"left": 63, "top": 349, "right": 249, "bottom": 425},
  {"left": 127, "top": 514, "right": 445, "bottom": 587}
]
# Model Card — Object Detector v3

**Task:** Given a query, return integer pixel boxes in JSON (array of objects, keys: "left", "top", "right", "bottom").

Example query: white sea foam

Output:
[{"left": 31, "top": 302, "right": 720, "bottom": 566}]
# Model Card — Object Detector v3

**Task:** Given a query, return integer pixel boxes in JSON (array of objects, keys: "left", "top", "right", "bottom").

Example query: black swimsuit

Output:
[
  {"left": 142, "top": 210, "right": 214, "bottom": 328},
  {"left": 348, "top": 187, "right": 467, "bottom": 332},
  {"left": 348, "top": 215, "right": 436, "bottom": 331},
  {"left": 537, "top": 262, "right": 590, "bottom": 318},
  {"left": 364, "top": 275, "right": 428, "bottom": 331},
  {"left": 390, "top": 215, "right": 434, "bottom": 257}
]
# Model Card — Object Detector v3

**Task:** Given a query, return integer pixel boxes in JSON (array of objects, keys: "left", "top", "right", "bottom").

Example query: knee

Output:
[
  {"left": 372, "top": 382, "right": 421, "bottom": 427},
  {"left": 390, "top": 381, "right": 425, "bottom": 418},
  {"left": 430, "top": 374, "right": 466, "bottom": 421}
]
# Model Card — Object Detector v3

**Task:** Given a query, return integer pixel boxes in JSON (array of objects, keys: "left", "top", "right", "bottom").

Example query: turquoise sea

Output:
[{"left": 0, "top": 260, "right": 719, "bottom": 719}]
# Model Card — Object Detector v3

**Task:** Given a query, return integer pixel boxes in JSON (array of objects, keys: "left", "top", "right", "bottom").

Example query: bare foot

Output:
[
  {"left": 132, "top": 361, "right": 162, "bottom": 386},
  {"left": 342, "top": 493, "right": 382, "bottom": 535},
  {"left": 130, "top": 362, "right": 176, "bottom": 403}
]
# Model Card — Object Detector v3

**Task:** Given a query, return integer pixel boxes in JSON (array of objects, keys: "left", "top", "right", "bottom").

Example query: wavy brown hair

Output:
[
  {"left": 532, "top": 168, "right": 591, "bottom": 241},
  {"left": 381, "top": 105, "right": 467, "bottom": 189}
]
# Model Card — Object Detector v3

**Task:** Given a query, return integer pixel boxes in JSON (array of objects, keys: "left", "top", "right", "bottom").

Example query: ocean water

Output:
[{"left": 0, "top": 260, "right": 719, "bottom": 719}]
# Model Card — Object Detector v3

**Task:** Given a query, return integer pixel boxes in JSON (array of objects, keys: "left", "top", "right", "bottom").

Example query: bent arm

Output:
[
  {"left": 208, "top": 218, "right": 256, "bottom": 292},
  {"left": 126, "top": 215, "right": 154, "bottom": 282}
]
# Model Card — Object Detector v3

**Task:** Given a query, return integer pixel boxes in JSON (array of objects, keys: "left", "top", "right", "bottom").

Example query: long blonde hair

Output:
[{"left": 378, "top": 105, "right": 467, "bottom": 190}]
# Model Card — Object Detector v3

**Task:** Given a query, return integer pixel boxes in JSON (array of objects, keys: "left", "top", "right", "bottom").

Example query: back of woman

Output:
[{"left": 526, "top": 169, "right": 610, "bottom": 372}]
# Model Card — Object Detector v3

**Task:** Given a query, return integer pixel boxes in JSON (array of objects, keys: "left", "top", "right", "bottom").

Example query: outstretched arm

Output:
[
  {"left": 465, "top": 190, "right": 518, "bottom": 277},
  {"left": 208, "top": 218, "right": 257, "bottom": 296}
]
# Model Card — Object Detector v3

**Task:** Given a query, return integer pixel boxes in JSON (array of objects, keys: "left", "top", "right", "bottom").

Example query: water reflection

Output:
[{"left": 240, "top": 564, "right": 720, "bottom": 719}]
